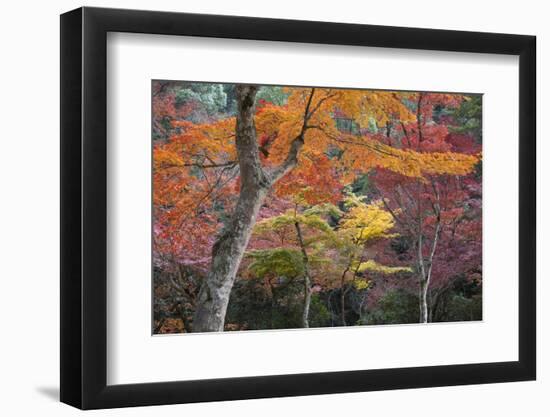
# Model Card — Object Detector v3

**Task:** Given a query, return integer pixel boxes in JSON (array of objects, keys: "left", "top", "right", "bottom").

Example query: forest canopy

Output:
[{"left": 152, "top": 81, "right": 482, "bottom": 334}]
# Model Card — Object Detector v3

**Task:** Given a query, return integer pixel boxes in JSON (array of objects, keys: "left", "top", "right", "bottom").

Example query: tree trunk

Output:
[
  {"left": 340, "top": 287, "right": 347, "bottom": 326},
  {"left": 294, "top": 221, "right": 312, "bottom": 328},
  {"left": 339, "top": 266, "right": 349, "bottom": 326},
  {"left": 192, "top": 87, "right": 316, "bottom": 332},
  {"left": 419, "top": 279, "right": 429, "bottom": 323},
  {"left": 193, "top": 85, "right": 270, "bottom": 332},
  {"left": 417, "top": 215, "right": 441, "bottom": 324},
  {"left": 302, "top": 275, "right": 312, "bottom": 328}
]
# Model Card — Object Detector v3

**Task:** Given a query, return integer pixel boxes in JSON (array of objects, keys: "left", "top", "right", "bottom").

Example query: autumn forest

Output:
[{"left": 152, "top": 81, "right": 482, "bottom": 334}]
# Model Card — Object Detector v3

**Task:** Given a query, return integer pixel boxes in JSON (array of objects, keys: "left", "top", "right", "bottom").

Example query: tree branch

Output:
[
  {"left": 234, "top": 85, "right": 271, "bottom": 189},
  {"left": 268, "top": 88, "right": 317, "bottom": 183},
  {"left": 181, "top": 161, "right": 236, "bottom": 169}
]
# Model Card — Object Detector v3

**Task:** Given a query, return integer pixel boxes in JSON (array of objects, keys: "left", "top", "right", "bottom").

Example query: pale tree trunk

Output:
[
  {"left": 193, "top": 85, "right": 269, "bottom": 332},
  {"left": 417, "top": 230, "right": 428, "bottom": 323},
  {"left": 192, "top": 86, "right": 316, "bottom": 332},
  {"left": 417, "top": 205, "right": 441, "bottom": 324},
  {"left": 419, "top": 278, "right": 429, "bottom": 323},
  {"left": 303, "top": 277, "right": 311, "bottom": 328},
  {"left": 294, "top": 221, "right": 312, "bottom": 328}
]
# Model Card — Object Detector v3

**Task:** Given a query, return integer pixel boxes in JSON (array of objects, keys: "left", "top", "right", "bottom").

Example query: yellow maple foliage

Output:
[{"left": 338, "top": 198, "right": 397, "bottom": 244}]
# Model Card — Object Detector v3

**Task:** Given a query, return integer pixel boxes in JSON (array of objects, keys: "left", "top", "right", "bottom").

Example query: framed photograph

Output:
[{"left": 60, "top": 6, "right": 536, "bottom": 410}]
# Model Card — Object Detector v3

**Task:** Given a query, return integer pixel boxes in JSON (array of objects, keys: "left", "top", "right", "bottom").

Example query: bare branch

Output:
[{"left": 181, "top": 161, "right": 236, "bottom": 169}]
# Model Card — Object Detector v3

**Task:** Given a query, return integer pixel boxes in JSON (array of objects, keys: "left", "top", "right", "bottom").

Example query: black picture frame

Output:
[{"left": 60, "top": 6, "right": 536, "bottom": 410}]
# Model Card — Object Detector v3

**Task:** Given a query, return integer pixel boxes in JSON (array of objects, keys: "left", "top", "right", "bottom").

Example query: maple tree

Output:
[
  {"left": 152, "top": 82, "right": 481, "bottom": 332},
  {"left": 246, "top": 195, "right": 412, "bottom": 328},
  {"left": 371, "top": 92, "right": 482, "bottom": 322},
  {"left": 250, "top": 204, "right": 334, "bottom": 328},
  {"left": 328, "top": 195, "right": 412, "bottom": 325}
]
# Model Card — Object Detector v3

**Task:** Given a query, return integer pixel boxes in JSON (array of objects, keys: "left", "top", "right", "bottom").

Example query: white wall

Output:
[{"left": 0, "top": 0, "right": 545, "bottom": 415}]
